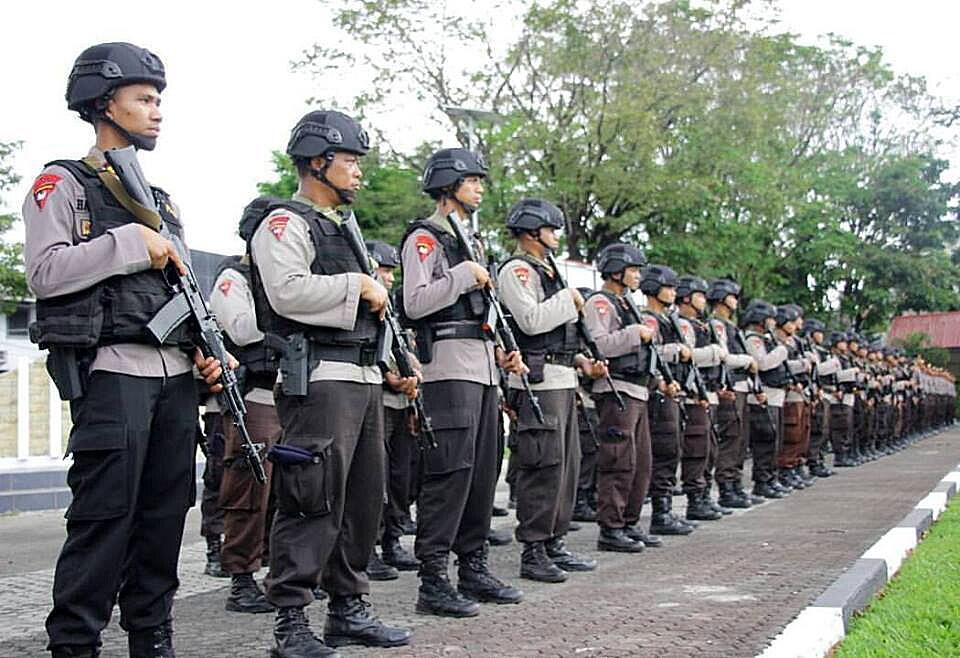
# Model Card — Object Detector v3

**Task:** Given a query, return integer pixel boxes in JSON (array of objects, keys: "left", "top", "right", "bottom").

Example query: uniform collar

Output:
[
  {"left": 292, "top": 193, "right": 344, "bottom": 225},
  {"left": 86, "top": 146, "right": 107, "bottom": 167},
  {"left": 513, "top": 247, "right": 552, "bottom": 272},
  {"left": 427, "top": 207, "right": 462, "bottom": 236}
]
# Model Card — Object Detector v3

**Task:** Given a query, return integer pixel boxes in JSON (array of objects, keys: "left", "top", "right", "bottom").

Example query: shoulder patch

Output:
[
  {"left": 218, "top": 279, "right": 233, "bottom": 297},
  {"left": 32, "top": 173, "right": 63, "bottom": 210},
  {"left": 642, "top": 315, "right": 659, "bottom": 333},
  {"left": 747, "top": 336, "right": 764, "bottom": 351},
  {"left": 268, "top": 214, "right": 289, "bottom": 241},
  {"left": 415, "top": 233, "right": 436, "bottom": 262},
  {"left": 513, "top": 266, "right": 530, "bottom": 286},
  {"left": 595, "top": 298, "right": 609, "bottom": 315}
]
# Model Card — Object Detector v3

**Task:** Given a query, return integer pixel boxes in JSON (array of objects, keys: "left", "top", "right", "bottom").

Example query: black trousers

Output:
[
  {"left": 415, "top": 381, "right": 499, "bottom": 561},
  {"left": 47, "top": 371, "right": 197, "bottom": 650},
  {"left": 749, "top": 403, "right": 781, "bottom": 484},
  {"left": 199, "top": 411, "right": 225, "bottom": 538},
  {"left": 382, "top": 405, "right": 417, "bottom": 543},
  {"left": 265, "top": 381, "right": 384, "bottom": 607}
]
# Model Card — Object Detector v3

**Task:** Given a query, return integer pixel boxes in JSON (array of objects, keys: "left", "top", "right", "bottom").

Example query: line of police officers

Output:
[{"left": 24, "top": 42, "right": 957, "bottom": 658}]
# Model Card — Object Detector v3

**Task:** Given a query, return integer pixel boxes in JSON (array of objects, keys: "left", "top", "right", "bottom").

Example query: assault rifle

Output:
[{"left": 105, "top": 146, "right": 266, "bottom": 484}]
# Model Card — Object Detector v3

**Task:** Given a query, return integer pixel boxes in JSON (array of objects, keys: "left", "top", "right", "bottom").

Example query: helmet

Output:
[
  {"left": 365, "top": 240, "right": 399, "bottom": 269},
  {"left": 676, "top": 275, "right": 709, "bottom": 301},
  {"left": 784, "top": 303, "right": 804, "bottom": 318},
  {"left": 67, "top": 42, "right": 166, "bottom": 120},
  {"left": 422, "top": 148, "right": 487, "bottom": 194},
  {"left": 638, "top": 264, "right": 678, "bottom": 296},
  {"left": 597, "top": 243, "right": 647, "bottom": 275},
  {"left": 287, "top": 110, "right": 370, "bottom": 159},
  {"left": 741, "top": 299, "right": 777, "bottom": 326},
  {"left": 847, "top": 330, "right": 862, "bottom": 345},
  {"left": 775, "top": 304, "right": 800, "bottom": 326},
  {"left": 828, "top": 330, "right": 848, "bottom": 347},
  {"left": 505, "top": 198, "right": 564, "bottom": 233},
  {"left": 706, "top": 278, "right": 741, "bottom": 304},
  {"left": 803, "top": 318, "right": 826, "bottom": 335}
]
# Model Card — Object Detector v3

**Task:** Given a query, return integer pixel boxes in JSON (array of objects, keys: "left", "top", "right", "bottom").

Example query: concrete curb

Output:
[{"left": 758, "top": 445, "right": 959, "bottom": 658}]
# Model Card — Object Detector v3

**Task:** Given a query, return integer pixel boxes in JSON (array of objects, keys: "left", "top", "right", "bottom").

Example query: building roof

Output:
[{"left": 888, "top": 311, "right": 960, "bottom": 349}]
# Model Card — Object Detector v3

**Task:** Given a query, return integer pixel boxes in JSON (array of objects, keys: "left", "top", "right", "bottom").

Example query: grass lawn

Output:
[{"left": 832, "top": 498, "right": 960, "bottom": 657}]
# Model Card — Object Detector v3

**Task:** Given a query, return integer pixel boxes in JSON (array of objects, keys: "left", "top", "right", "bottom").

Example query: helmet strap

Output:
[
  {"left": 97, "top": 107, "right": 157, "bottom": 151},
  {"left": 310, "top": 154, "right": 355, "bottom": 205}
]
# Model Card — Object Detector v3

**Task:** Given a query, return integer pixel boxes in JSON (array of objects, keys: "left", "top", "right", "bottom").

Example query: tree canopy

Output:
[{"left": 0, "top": 140, "right": 27, "bottom": 311}]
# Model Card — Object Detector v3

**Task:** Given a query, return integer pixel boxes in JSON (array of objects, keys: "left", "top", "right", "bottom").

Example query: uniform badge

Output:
[
  {"left": 596, "top": 300, "right": 609, "bottom": 315},
  {"left": 643, "top": 316, "right": 659, "bottom": 333},
  {"left": 268, "top": 215, "right": 289, "bottom": 240},
  {"left": 31, "top": 173, "right": 62, "bottom": 210},
  {"left": 747, "top": 336, "right": 764, "bottom": 352},
  {"left": 415, "top": 234, "right": 436, "bottom": 262},
  {"left": 514, "top": 266, "right": 530, "bottom": 286},
  {"left": 218, "top": 279, "right": 233, "bottom": 297},
  {"left": 80, "top": 220, "right": 92, "bottom": 237}
]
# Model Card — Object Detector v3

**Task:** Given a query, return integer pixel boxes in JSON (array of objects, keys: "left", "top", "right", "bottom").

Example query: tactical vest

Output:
[
  {"left": 500, "top": 255, "right": 579, "bottom": 364},
  {"left": 240, "top": 197, "right": 381, "bottom": 365},
  {"left": 30, "top": 159, "right": 191, "bottom": 351},
  {"left": 643, "top": 309, "right": 691, "bottom": 384},
  {"left": 215, "top": 256, "right": 278, "bottom": 388},
  {"left": 712, "top": 316, "right": 748, "bottom": 384},
  {"left": 589, "top": 291, "right": 650, "bottom": 384},
  {"left": 689, "top": 317, "right": 721, "bottom": 388},
  {"left": 746, "top": 330, "right": 789, "bottom": 388},
  {"left": 813, "top": 343, "right": 837, "bottom": 386}
]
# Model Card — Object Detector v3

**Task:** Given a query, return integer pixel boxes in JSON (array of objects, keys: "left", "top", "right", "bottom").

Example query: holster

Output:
[{"left": 45, "top": 346, "right": 91, "bottom": 401}]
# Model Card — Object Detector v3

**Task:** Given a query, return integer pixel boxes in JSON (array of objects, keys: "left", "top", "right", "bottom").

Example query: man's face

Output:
[
  {"left": 812, "top": 330, "right": 824, "bottom": 345},
  {"left": 456, "top": 175, "right": 484, "bottom": 209},
  {"left": 835, "top": 340, "right": 848, "bottom": 352},
  {"left": 538, "top": 227, "right": 560, "bottom": 251},
  {"left": 106, "top": 83, "right": 162, "bottom": 141},
  {"left": 657, "top": 285, "right": 676, "bottom": 306},
  {"left": 622, "top": 266, "right": 641, "bottom": 290},
  {"left": 763, "top": 316, "right": 776, "bottom": 332},
  {"left": 724, "top": 294, "right": 739, "bottom": 311},
  {"left": 377, "top": 266, "right": 395, "bottom": 290},
  {"left": 321, "top": 152, "right": 363, "bottom": 200},
  {"left": 691, "top": 291, "right": 707, "bottom": 313}
]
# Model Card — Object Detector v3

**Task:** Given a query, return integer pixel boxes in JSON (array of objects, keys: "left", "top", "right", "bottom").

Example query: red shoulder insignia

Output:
[
  {"left": 268, "top": 214, "right": 289, "bottom": 241},
  {"left": 415, "top": 234, "right": 436, "bottom": 262},
  {"left": 32, "top": 173, "right": 63, "bottom": 210},
  {"left": 218, "top": 279, "right": 233, "bottom": 297},
  {"left": 514, "top": 266, "right": 530, "bottom": 286},
  {"left": 596, "top": 299, "right": 609, "bottom": 315},
  {"left": 642, "top": 315, "right": 659, "bottom": 333}
]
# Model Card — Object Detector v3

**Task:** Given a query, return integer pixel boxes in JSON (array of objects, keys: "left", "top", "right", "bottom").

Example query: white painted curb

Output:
[{"left": 861, "top": 526, "right": 917, "bottom": 578}]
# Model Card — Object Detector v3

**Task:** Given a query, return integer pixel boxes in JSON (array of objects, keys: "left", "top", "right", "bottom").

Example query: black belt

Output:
[
  {"left": 245, "top": 371, "right": 278, "bottom": 391},
  {"left": 429, "top": 322, "right": 488, "bottom": 342},
  {"left": 611, "top": 373, "right": 651, "bottom": 387},
  {"left": 544, "top": 352, "right": 577, "bottom": 367},
  {"left": 310, "top": 343, "right": 378, "bottom": 367}
]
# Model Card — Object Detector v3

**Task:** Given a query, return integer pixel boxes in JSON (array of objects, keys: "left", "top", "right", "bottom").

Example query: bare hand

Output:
[
  {"left": 679, "top": 345, "right": 692, "bottom": 362},
  {"left": 467, "top": 262, "right": 491, "bottom": 289},
  {"left": 140, "top": 225, "right": 185, "bottom": 274},
  {"left": 194, "top": 348, "right": 230, "bottom": 393},
  {"left": 386, "top": 371, "right": 419, "bottom": 400},
  {"left": 577, "top": 356, "right": 608, "bottom": 380},
  {"left": 569, "top": 287, "right": 585, "bottom": 311},
  {"left": 359, "top": 274, "right": 389, "bottom": 318},
  {"left": 637, "top": 324, "right": 654, "bottom": 343},
  {"left": 498, "top": 349, "right": 527, "bottom": 375}
]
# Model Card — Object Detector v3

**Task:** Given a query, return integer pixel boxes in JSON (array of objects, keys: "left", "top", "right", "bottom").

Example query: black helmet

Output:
[
  {"left": 706, "top": 278, "right": 741, "bottom": 304},
  {"left": 847, "top": 330, "right": 862, "bottom": 345},
  {"left": 775, "top": 304, "right": 800, "bottom": 326},
  {"left": 741, "top": 299, "right": 777, "bottom": 326},
  {"left": 506, "top": 198, "right": 564, "bottom": 233},
  {"left": 828, "top": 330, "right": 848, "bottom": 347},
  {"left": 577, "top": 286, "right": 594, "bottom": 297},
  {"left": 67, "top": 42, "right": 166, "bottom": 120},
  {"left": 597, "top": 243, "right": 647, "bottom": 275},
  {"left": 638, "top": 264, "right": 678, "bottom": 296},
  {"left": 803, "top": 318, "right": 826, "bottom": 335},
  {"left": 422, "top": 148, "right": 487, "bottom": 194},
  {"left": 287, "top": 110, "right": 370, "bottom": 159},
  {"left": 676, "top": 275, "right": 709, "bottom": 301},
  {"left": 365, "top": 240, "right": 399, "bottom": 269}
]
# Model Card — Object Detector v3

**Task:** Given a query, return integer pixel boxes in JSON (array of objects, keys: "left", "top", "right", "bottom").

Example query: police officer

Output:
[
  {"left": 706, "top": 279, "right": 763, "bottom": 508},
  {"left": 741, "top": 301, "right": 791, "bottom": 499},
  {"left": 637, "top": 265, "right": 696, "bottom": 535},
  {"left": 800, "top": 318, "right": 838, "bottom": 477},
  {"left": 364, "top": 240, "right": 420, "bottom": 576},
  {"left": 829, "top": 331, "right": 859, "bottom": 467},
  {"left": 582, "top": 243, "right": 662, "bottom": 552},
  {"left": 496, "top": 198, "right": 603, "bottom": 581},
  {"left": 400, "top": 148, "right": 525, "bottom": 617},
  {"left": 25, "top": 42, "right": 227, "bottom": 658},
  {"left": 772, "top": 305, "right": 813, "bottom": 490},
  {"left": 198, "top": 393, "right": 228, "bottom": 578},
  {"left": 208, "top": 255, "right": 279, "bottom": 613},
  {"left": 246, "top": 110, "right": 411, "bottom": 656}
]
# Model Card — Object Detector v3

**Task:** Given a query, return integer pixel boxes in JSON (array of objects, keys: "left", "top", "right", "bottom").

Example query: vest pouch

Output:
[
  {"left": 101, "top": 272, "right": 179, "bottom": 345},
  {"left": 33, "top": 286, "right": 104, "bottom": 348}
]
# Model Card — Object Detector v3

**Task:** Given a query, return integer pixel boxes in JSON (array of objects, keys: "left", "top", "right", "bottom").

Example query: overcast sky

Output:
[{"left": 2, "top": 0, "right": 957, "bottom": 256}]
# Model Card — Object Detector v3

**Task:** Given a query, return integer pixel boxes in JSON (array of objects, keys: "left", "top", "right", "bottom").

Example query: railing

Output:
[{"left": 0, "top": 356, "right": 70, "bottom": 466}]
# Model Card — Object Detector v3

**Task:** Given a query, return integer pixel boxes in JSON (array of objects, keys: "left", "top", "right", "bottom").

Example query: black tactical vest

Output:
[
  {"left": 397, "top": 219, "right": 488, "bottom": 327},
  {"left": 812, "top": 342, "right": 837, "bottom": 386},
  {"left": 240, "top": 197, "right": 381, "bottom": 363},
  {"left": 214, "top": 256, "right": 278, "bottom": 387},
  {"left": 688, "top": 316, "right": 721, "bottom": 388},
  {"left": 712, "top": 316, "right": 748, "bottom": 383},
  {"left": 31, "top": 159, "right": 191, "bottom": 351},
  {"left": 746, "top": 330, "right": 789, "bottom": 388},
  {"left": 501, "top": 254, "right": 579, "bottom": 362},
  {"left": 644, "top": 309, "right": 691, "bottom": 384},
  {"left": 590, "top": 291, "right": 651, "bottom": 383}
]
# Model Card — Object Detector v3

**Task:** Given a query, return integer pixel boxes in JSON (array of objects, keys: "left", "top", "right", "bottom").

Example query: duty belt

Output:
[
  {"left": 429, "top": 321, "right": 488, "bottom": 342},
  {"left": 611, "top": 373, "right": 651, "bottom": 387},
  {"left": 310, "top": 343, "right": 378, "bottom": 367},
  {"left": 544, "top": 352, "right": 577, "bottom": 367}
]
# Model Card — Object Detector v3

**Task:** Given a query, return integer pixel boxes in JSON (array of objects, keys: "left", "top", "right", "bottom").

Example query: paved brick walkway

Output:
[{"left": 2, "top": 428, "right": 958, "bottom": 658}]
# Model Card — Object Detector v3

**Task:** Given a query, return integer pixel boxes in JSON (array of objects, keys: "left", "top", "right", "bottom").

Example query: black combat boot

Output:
[
  {"left": 650, "top": 496, "right": 694, "bottom": 535},
  {"left": 520, "top": 541, "right": 569, "bottom": 581},
  {"left": 704, "top": 491, "right": 733, "bottom": 515},
  {"left": 492, "top": 504, "right": 510, "bottom": 517},
  {"left": 204, "top": 535, "right": 228, "bottom": 578},
  {"left": 572, "top": 488, "right": 598, "bottom": 522},
  {"left": 795, "top": 466, "right": 816, "bottom": 487},
  {"left": 753, "top": 480, "right": 784, "bottom": 499},
  {"left": 271, "top": 606, "right": 340, "bottom": 658},
  {"left": 324, "top": 595, "right": 411, "bottom": 648},
  {"left": 718, "top": 482, "right": 751, "bottom": 509},
  {"left": 486, "top": 527, "right": 513, "bottom": 546},
  {"left": 545, "top": 536, "right": 597, "bottom": 571},
  {"left": 398, "top": 513, "right": 417, "bottom": 535},
  {"left": 381, "top": 536, "right": 419, "bottom": 571},
  {"left": 833, "top": 449, "right": 854, "bottom": 467},
  {"left": 808, "top": 461, "right": 833, "bottom": 478},
  {"left": 226, "top": 573, "right": 275, "bottom": 613},
  {"left": 458, "top": 546, "right": 524, "bottom": 603},
  {"left": 686, "top": 493, "right": 723, "bottom": 521},
  {"left": 779, "top": 468, "right": 803, "bottom": 490},
  {"left": 598, "top": 527, "right": 645, "bottom": 553},
  {"left": 366, "top": 549, "right": 399, "bottom": 581},
  {"left": 735, "top": 481, "right": 765, "bottom": 505},
  {"left": 416, "top": 554, "right": 479, "bottom": 618},
  {"left": 50, "top": 645, "right": 100, "bottom": 658},
  {"left": 624, "top": 525, "right": 663, "bottom": 547},
  {"left": 128, "top": 619, "right": 175, "bottom": 658}
]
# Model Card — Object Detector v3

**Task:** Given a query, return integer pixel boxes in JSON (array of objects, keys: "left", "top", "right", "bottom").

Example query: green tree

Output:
[
  {"left": 894, "top": 331, "right": 950, "bottom": 368},
  {"left": 0, "top": 140, "right": 28, "bottom": 311}
]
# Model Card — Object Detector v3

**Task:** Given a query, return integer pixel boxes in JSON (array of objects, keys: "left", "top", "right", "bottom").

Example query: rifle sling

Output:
[{"left": 83, "top": 156, "right": 163, "bottom": 231}]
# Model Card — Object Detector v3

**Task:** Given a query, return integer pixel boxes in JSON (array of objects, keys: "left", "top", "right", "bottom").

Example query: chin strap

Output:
[
  {"left": 99, "top": 114, "right": 157, "bottom": 151},
  {"left": 310, "top": 165, "right": 355, "bottom": 205}
]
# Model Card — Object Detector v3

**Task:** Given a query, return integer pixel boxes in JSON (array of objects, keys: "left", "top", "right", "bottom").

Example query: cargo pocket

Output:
[
  {"left": 274, "top": 436, "right": 334, "bottom": 518},
  {"left": 597, "top": 426, "right": 634, "bottom": 473},
  {"left": 423, "top": 408, "right": 473, "bottom": 475},
  {"left": 516, "top": 413, "right": 560, "bottom": 469},
  {"left": 65, "top": 423, "right": 129, "bottom": 521},
  {"left": 783, "top": 403, "right": 802, "bottom": 427}
]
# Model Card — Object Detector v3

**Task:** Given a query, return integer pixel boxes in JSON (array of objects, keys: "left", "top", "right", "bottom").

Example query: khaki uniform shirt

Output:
[
  {"left": 23, "top": 146, "right": 192, "bottom": 378},
  {"left": 744, "top": 332, "right": 788, "bottom": 407},
  {"left": 582, "top": 290, "right": 650, "bottom": 402},
  {"left": 708, "top": 317, "right": 756, "bottom": 394}
]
